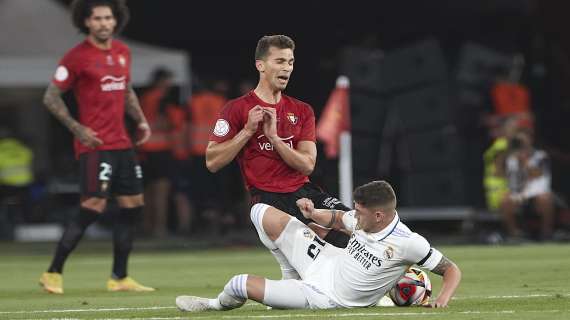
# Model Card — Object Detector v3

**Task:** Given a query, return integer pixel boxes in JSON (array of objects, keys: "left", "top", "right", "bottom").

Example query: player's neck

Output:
[
  {"left": 368, "top": 214, "right": 396, "bottom": 233},
  {"left": 253, "top": 84, "right": 282, "bottom": 105},
  {"left": 87, "top": 35, "right": 113, "bottom": 50}
]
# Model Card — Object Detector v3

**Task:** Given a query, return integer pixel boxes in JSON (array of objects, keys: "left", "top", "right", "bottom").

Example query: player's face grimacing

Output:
[
  {"left": 85, "top": 6, "right": 116, "bottom": 42},
  {"left": 261, "top": 46, "right": 294, "bottom": 91},
  {"left": 354, "top": 202, "right": 376, "bottom": 232}
]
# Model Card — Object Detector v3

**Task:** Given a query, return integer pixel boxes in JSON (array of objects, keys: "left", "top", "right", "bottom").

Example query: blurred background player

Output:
[{"left": 39, "top": 0, "right": 154, "bottom": 294}]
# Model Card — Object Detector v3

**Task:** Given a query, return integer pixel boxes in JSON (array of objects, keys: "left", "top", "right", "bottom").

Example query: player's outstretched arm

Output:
[
  {"left": 429, "top": 256, "right": 461, "bottom": 308},
  {"left": 43, "top": 83, "right": 102, "bottom": 147},
  {"left": 205, "top": 105, "right": 264, "bottom": 172},
  {"left": 124, "top": 84, "right": 151, "bottom": 145},
  {"left": 296, "top": 198, "right": 346, "bottom": 230}
]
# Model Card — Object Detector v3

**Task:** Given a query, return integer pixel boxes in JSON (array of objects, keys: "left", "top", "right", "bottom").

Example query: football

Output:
[{"left": 388, "top": 267, "right": 432, "bottom": 306}]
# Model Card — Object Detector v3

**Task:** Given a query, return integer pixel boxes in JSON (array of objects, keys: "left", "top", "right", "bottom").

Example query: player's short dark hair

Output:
[
  {"left": 71, "top": 0, "right": 130, "bottom": 35},
  {"left": 255, "top": 35, "right": 295, "bottom": 60},
  {"left": 353, "top": 180, "right": 397, "bottom": 209}
]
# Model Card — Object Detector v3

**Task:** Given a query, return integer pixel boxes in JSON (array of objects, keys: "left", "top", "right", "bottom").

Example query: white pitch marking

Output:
[{"left": 3, "top": 293, "right": 569, "bottom": 316}]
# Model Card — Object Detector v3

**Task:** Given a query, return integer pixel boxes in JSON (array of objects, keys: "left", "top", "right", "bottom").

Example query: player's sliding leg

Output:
[
  {"left": 40, "top": 203, "right": 103, "bottom": 294},
  {"left": 250, "top": 203, "right": 300, "bottom": 280},
  {"left": 176, "top": 274, "right": 309, "bottom": 312}
]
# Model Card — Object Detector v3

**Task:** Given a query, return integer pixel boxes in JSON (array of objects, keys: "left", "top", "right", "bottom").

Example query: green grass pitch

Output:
[{"left": 1, "top": 242, "right": 569, "bottom": 319}]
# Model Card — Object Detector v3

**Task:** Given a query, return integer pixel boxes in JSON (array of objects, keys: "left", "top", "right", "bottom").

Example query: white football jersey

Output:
[{"left": 306, "top": 210, "right": 443, "bottom": 308}]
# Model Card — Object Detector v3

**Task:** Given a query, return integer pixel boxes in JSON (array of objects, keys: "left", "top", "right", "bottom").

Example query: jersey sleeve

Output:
[
  {"left": 298, "top": 103, "right": 316, "bottom": 142},
  {"left": 341, "top": 209, "right": 357, "bottom": 232},
  {"left": 209, "top": 102, "right": 242, "bottom": 143},
  {"left": 405, "top": 233, "right": 443, "bottom": 271},
  {"left": 52, "top": 52, "right": 79, "bottom": 91},
  {"left": 125, "top": 46, "right": 132, "bottom": 84}
]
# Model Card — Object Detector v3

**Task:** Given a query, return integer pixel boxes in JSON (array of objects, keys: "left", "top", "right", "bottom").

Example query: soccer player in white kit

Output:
[{"left": 176, "top": 180, "right": 462, "bottom": 311}]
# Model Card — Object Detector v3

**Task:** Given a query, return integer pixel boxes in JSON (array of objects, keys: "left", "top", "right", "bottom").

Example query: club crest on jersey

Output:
[
  {"left": 383, "top": 246, "right": 395, "bottom": 260},
  {"left": 303, "top": 229, "right": 313, "bottom": 238},
  {"left": 118, "top": 55, "right": 126, "bottom": 67},
  {"left": 287, "top": 112, "right": 298, "bottom": 125}
]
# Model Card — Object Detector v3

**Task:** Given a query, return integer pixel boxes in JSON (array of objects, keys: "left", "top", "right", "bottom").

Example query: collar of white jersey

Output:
[{"left": 368, "top": 211, "right": 400, "bottom": 241}]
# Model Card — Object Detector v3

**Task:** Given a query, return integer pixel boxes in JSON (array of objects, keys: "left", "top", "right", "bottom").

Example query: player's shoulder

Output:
[
  {"left": 225, "top": 92, "right": 256, "bottom": 110},
  {"left": 112, "top": 39, "right": 130, "bottom": 51},
  {"left": 282, "top": 94, "right": 313, "bottom": 110},
  {"left": 390, "top": 220, "right": 414, "bottom": 239},
  {"left": 62, "top": 40, "right": 90, "bottom": 59}
]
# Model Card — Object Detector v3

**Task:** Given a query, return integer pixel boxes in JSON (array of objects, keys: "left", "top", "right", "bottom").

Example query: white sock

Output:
[
  {"left": 209, "top": 274, "right": 248, "bottom": 311},
  {"left": 207, "top": 298, "right": 223, "bottom": 310}
]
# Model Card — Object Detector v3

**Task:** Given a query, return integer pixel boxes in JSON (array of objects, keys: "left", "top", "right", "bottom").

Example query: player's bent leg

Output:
[
  {"left": 251, "top": 203, "right": 291, "bottom": 242},
  {"left": 251, "top": 204, "right": 300, "bottom": 280},
  {"left": 41, "top": 201, "right": 105, "bottom": 294},
  {"left": 263, "top": 279, "right": 310, "bottom": 309},
  {"left": 177, "top": 274, "right": 249, "bottom": 312}
]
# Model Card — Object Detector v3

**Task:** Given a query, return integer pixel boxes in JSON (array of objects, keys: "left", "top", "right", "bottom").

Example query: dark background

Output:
[
  {"left": 54, "top": 0, "right": 570, "bottom": 109},
  {"left": 51, "top": 0, "right": 570, "bottom": 208}
]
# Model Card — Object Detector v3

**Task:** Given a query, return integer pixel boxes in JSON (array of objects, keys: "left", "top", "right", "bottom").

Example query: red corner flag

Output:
[{"left": 316, "top": 76, "right": 351, "bottom": 158}]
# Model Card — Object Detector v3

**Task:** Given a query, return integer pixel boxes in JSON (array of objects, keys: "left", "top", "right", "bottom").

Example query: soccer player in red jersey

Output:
[
  {"left": 206, "top": 35, "right": 351, "bottom": 279},
  {"left": 39, "top": 0, "right": 154, "bottom": 294}
]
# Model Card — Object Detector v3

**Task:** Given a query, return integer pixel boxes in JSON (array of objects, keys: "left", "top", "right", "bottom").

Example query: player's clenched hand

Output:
[
  {"left": 245, "top": 105, "right": 264, "bottom": 134},
  {"left": 74, "top": 125, "right": 103, "bottom": 148},
  {"left": 135, "top": 122, "right": 152, "bottom": 146},
  {"left": 262, "top": 107, "right": 278, "bottom": 140},
  {"left": 296, "top": 198, "right": 315, "bottom": 219}
]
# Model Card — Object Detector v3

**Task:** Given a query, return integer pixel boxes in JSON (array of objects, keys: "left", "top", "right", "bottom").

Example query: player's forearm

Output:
[
  {"left": 43, "top": 83, "right": 82, "bottom": 134},
  {"left": 125, "top": 86, "right": 148, "bottom": 125},
  {"left": 205, "top": 128, "right": 254, "bottom": 172},
  {"left": 269, "top": 139, "right": 316, "bottom": 176},
  {"left": 435, "top": 262, "right": 461, "bottom": 306},
  {"left": 309, "top": 209, "right": 345, "bottom": 230}
]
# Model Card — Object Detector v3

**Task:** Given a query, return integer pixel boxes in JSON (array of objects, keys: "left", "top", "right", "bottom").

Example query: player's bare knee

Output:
[
  {"left": 246, "top": 275, "right": 265, "bottom": 302},
  {"left": 262, "top": 207, "right": 291, "bottom": 241},
  {"left": 116, "top": 194, "right": 144, "bottom": 208},
  {"left": 80, "top": 197, "right": 107, "bottom": 213}
]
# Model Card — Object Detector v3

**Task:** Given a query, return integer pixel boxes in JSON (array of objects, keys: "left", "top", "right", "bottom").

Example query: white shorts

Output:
[{"left": 273, "top": 217, "right": 344, "bottom": 308}]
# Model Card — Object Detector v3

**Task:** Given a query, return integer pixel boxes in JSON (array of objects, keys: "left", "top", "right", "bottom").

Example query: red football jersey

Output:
[
  {"left": 52, "top": 39, "right": 132, "bottom": 157},
  {"left": 210, "top": 91, "right": 316, "bottom": 193}
]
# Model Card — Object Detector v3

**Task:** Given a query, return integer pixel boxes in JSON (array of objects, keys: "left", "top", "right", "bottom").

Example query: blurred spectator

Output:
[
  {"left": 138, "top": 67, "right": 177, "bottom": 237},
  {"left": 483, "top": 116, "right": 520, "bottom": 214},
  {"left": 502, "top": 129, "right": 555, "bottom": 241},
  {"left": 486, "top": 54, "right": 534, "bottom": 138},
  {"left": 185, "top": 79, "right": 242, "bottom": 235},
  {"left": 168, "top": 103, "right": 194, "bottom": 236},
  {"left": 0, "top": 127, "right": 34, "bottom": 239}
]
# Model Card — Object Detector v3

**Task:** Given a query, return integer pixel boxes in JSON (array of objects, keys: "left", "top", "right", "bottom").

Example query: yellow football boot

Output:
[
  {"left": 107, "top": 277, "right": 155, "bottom": 292},
  {"left": 39, "top": 272, "right": 63, "bottom": 294}
]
